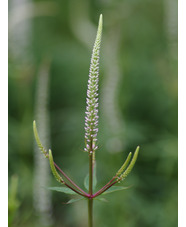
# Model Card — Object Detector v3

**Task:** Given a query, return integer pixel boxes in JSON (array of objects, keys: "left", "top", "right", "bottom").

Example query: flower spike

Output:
[
  {"left": 33, "top": 121, "right": 89, "bottom": 196},
  {"left": 116, "top": 152, "right": 132, "bottom": 177},
  {"left": 84, "top": 14, "right": 103, "bottom": 153},
  {"left": 49, "top": 149, "right": 64, "bottom": 184},
  {"left": 33, "top": 120, "right": 48, "bottom": 158},
  {"left": 117, "top": 146, "right": 140, "bottom": 182}
]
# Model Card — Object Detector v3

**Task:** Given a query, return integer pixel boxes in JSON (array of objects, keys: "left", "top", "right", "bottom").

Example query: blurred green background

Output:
[{"left": 8, "top": 0, "right": 177, "bottom": 226}]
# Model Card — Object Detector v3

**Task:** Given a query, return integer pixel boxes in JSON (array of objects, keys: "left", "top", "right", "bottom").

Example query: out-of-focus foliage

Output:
[
  {"left": 9, "top": 0, "right": 177, "bottom": 226},
  {"left": 8, "top": 175, "right": 20, "bottom": 226}
]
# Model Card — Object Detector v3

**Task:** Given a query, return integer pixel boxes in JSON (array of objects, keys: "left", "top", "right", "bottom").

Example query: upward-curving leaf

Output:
[{"left": 84, "top": 165, "right": 97, "bottom": 191}]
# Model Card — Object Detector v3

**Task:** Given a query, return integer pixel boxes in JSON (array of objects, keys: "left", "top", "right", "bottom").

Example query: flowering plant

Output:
[{"left": 33, "top": 14, "right": 139, "bottom": 227}]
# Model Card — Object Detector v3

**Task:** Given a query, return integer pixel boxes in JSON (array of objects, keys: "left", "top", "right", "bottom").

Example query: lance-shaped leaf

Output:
[
  {"left": 33, "top": 120, "right": 48, "bottom": 157},
  {"left": 84, "top": 165, "right": 97, "bottom": 191},
  {"left": 94, "top": 197, "right": 108, "bottom": 203},
  {"left": 118, "top": 146, "right": 140, "bottom": 181},
  {"left": 66, "top": 198, "right": 85, "bottom": 204},
  {"left": 116, "top": 152, "right": 132, "bottom": 177},
  {"left": 49, "top": 149, "right": 64, "bottom": 183},
  {"left": 47, "top": 187, "right": 77, "bottom": 195},
  {"left": 102, "top": 186, "right": 130, "bottom": 195}
]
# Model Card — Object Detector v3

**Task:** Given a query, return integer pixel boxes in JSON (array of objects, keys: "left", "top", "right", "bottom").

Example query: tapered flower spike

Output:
[
  {"left": 118, "top": 146, "right": 140, "bottom": 182},
  {"left": 49, "top": 149, "right": 64, "bottom": 183},
  {"left": 33, "top": 120, "right": 48, "bottom": 158},
  {"left": 84, "top": 14, "right": 103, "bottom": 154},
  {"left": 116, "top": 152, "right": 132, "bottom": 177}
]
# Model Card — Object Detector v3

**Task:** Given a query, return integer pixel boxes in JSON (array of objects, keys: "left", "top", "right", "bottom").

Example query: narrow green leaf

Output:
[
  {"left": 47, "top": 187, "right": 77, "bottom": 195},
  {"left": 84, "top": 174, "right": 89, "bottom": 191},
  {"left": 66, "top": 198, "right": 84, "bottom": 204},
  {"left": 102, "top": 186, "right": 130, "bottom": 195},
  {"left": 93, "top": 166, "right": 97, "bottom": 189},
  {"left": 95, "top": 197, "right": 108, "bottom": 203},
  {"left": 84, "top": 165, "right": 97, "bottom": 190}
]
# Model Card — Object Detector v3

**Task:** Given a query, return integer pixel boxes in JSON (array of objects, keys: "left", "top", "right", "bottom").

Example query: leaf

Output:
[
  {"left": 84, "top": 175, "right": 89, "bottom": 191},
  {"left": 84, "top": 165, "right": 97, "bottom": 191},
  {"left": 47, "top": 187, "right": 77, "bottom": 195},
  {"left": 65, "top": 198, "right": 85, "bottom": 204},
  {"left": 95, "top": 197, "right": 108, "bottom": 203},
  {"left": 102, "top": 186, "right": 130, "bottom": 195},
  {"left": 84, "top": 175, "right": 89, "bottom": 190}
]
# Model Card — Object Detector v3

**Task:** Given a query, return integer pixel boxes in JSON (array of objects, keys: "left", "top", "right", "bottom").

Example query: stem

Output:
[
  {"left": 89, "top": 152, "right": 93, "bottom": 195},
  {"left": 88, "top": 139, "right": 93, "bottom": 227},
  {"left": 54, "top": 162, "right": 89, "bottom": 197},
  {"left": 88, "top": 198, "right": 93, "bottom": 227}
]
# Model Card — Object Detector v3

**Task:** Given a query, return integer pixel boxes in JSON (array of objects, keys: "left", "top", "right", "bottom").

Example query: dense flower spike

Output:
[
  {"left": 117, "top": 146, "right": 140, "bottom": 182},
  {"left": 49, "top": 149, "right": 64, "bottom": 183},
  {"left": 116, "top": 152, "right": 132, "bottom": 177},
  {"left": 33, "top": 120, "right": 48, "bottom": 158},
  {"left": 84, "top": 14, "right": 103, "bottom": 153},
  {"left": 33, "top": 120, "right": 89, "bottom": 197}
]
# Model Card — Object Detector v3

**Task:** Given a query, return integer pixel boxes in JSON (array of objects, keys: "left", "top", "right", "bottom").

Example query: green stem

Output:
[
  {"left": 88, "top": 198, "right": 93, "bottom": 227},
  {"left": 88, "top": 139, "right": 93, "bottom": 227},
  {"left": 89, "top": 152, "right": 93, "bottom": 195}
]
